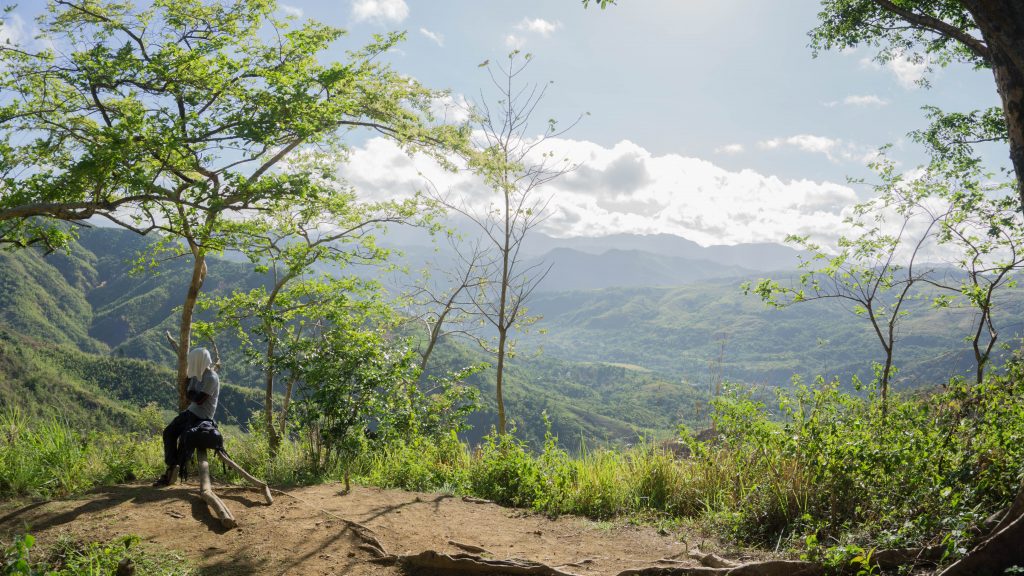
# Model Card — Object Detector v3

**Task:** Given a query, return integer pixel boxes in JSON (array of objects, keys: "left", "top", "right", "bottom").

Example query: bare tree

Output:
[
  {"left": 403, "top": 233, "right": 489, "bottom": 372},
  {"left": 747, "top": 158, "right": 943, "bottom": 413},
  {"left": 922, "top": 186, "right": 1024, "bottom": 384},
  {"left": 442, "top": 51, "right": 579, "bottom": 434}
]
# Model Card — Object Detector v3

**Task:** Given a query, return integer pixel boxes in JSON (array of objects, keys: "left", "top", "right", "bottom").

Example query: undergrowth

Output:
[
  {"left": 2, "top": 367, "right": 1023, "bottom": 566},
  {"left": 2, "top": 533, "right": 194, "bottom": 576}
]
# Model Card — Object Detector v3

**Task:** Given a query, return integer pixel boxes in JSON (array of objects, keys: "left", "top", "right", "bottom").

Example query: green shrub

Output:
[
  {"left": 2, "top": 533, "right": 195, "bottom": 576},
  {"left": 468, "top": 430, "right": 542, "bottom": 507}
]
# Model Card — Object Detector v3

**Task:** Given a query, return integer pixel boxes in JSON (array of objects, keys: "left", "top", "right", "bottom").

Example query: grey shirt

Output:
[{"left": 186, "top": 369, "right": 220, "bottom": 421}]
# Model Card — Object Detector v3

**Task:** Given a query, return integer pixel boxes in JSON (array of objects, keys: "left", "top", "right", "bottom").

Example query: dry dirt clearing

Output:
[{"left": 0, "top": 482, "right": 758, "bottom": 575}]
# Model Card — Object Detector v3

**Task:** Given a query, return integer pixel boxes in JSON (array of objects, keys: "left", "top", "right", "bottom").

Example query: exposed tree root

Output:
[
  {"left": 688, "top": 551, "right": 739, "bottom": 568},
  {"left": 617, "top": 560, "right": 820, "bottom": 576},
  {"left": 937, "top": 509, "right": 1024, "bottom": 576},
  {"left": 448, "top": 540, "right": 493, "bottom": 555},
  {"left": 197, "top": 450, "right": 236, "bottom": 529},
  {"left": 870, "top": 545, "right": 945, "bottom": 570},
  {"left": 397, "top": 551, "right": 583, "bottom": 575}
]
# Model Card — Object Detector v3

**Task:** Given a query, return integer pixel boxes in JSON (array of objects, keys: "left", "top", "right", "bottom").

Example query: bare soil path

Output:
[{"left": 0, "top": 482, "right": 757, "bottom": 575}]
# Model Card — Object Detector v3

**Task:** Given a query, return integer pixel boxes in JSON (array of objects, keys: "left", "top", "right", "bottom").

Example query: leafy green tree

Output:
[
  {"left": 201, "top": 179, "right": 431, "bottom": 454},
  {"left": 921, "top": 177, "right": 1024, "bottom": 384},
  {"left": 0, "top": 0, "right": 465, "bottom": 408},
  {"left": 808, "top": 1, "right": 1024, "bottom": 203},
  {"left": 443, "top": 51, "right": 579, "bottom": 434},
  {"left": 291, "top": 308, "right": 419, "bottom": 492},
  {"left": 747, "top": 157, "right": 941, "bottom": 412}
]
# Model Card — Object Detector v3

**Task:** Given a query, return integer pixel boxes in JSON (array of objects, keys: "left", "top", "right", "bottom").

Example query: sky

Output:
[{"left": 7, "top": 0, "right": 1008, "bottom": 247}]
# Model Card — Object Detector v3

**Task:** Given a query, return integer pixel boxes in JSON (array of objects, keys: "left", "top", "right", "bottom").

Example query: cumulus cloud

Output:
[
  {"left": 759, "top": 134, "right": 878, "bottom": 164},
  {"left": 419, "top": 27, "right": 444, "bottom": 47},
  {"left": 351, "top": 0, "right": 409, "bottom": 23},
  {"left": 338, "top": 136, "right": 862, "bottom": 248},
  {"left": 505, "top": 34, "right": 526, "bottom": 49},
  {"left": 516, "top": 17, "right": 561, "bottom": 37},
  {"left": 714, "top": 143, "right": 744, "bottom": 155},
  {"left": 860, "top": 53, "right": 928, "bottom": 89},
  {"left": 279, "top": 3, "right": 303, "bottom": 18},
  {"left": 825, "top": 94, "right": 888, "bottom": 108},
  {"left": 0, "top": 13, "right": 26, "bottom": 45}
]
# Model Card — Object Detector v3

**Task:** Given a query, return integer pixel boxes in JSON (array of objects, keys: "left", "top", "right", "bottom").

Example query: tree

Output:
[
  {"left": 201, "top": 177, "right": 430, "bottom": 455},
  {"left": 401, "top": 225, "right": 489, "bottom": 373},
  {"left": 920, "top": 179, "right": 1024, "bottom": 384},
  {"left": 0, "top": 0, "right": 465, "bottom": 409},
  {"left": 291, "top": 305, "right": 414, "bottom": 492},
  {"left": 811, "top": 4, "right": 1024, "bottom": 572},
  {"left": 809, "top": 1, "right": 1024, "bottom": 205},
  {"left": 442, "top": 51, "right": 578, "bottom": 434},
  {"left": 747, "top": 156, "right": 941, "bottom": 413}
]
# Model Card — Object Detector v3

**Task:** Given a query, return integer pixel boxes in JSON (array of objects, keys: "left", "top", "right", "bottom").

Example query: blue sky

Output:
[{"left": 7, "top": 0, "right": 1007, "bottom": 246}]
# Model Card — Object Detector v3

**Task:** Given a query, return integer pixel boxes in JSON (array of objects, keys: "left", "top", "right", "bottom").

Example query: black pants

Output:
[{"left": 162, "top": 410, "right": 201, "bottom": 467}]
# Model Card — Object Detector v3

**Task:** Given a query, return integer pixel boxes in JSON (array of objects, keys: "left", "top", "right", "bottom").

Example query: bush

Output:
[
  {"left": 2, "top": 533, "right": 195, "bottom": 576},
  {"left": 355, "top": 432, "right": 469, "bottom": 493},
  {"left": 467, "top": 430, "right": 542, "bottom": 508}
]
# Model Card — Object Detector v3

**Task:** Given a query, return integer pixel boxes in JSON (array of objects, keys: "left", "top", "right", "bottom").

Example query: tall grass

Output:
[
  {"left": 4, "top": 368, "right": 1022, "bottom": 562},
  {"left": 348, "top": 372, "right": 1024, "bottom": 555},
  {"left": 0, "top": 408, "right": 162, "bottom": 499}
]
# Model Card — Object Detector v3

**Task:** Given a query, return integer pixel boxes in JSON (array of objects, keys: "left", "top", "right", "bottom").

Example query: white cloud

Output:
[
  {"left": 505, "top": 34, "right": 525, "bottom": 50},
  {"left": 825, "top": 94, "right": 888, "bottom": 108},
  {"left": 860, "top": 53, "right": 928, "bottom": 89},
  {"left": 516, "top": 18, "right": 561, "bottom": 37},
  {"left": 430, "top": 93, "right": 471, "bottom": 123},
  {"left": 279, "top": 3, "right": 303, "bottom": 18},
  {"left": 0, "top": 14, "right": 26, "bottom": 45},
  {"left": 419, "top": 27, "right": 443, "bottom": 47},
  {"left": 338, "top": 136, "right": 861, "bottom": 248},
  {"left": 758, "top": 134, "right": 878, "bottom": 164},
  {"left": 714, "top": 143, "right": 744, "bottom": 155},
  {"left": 351, "top": 0, "right": 409, "bottom": 23}
]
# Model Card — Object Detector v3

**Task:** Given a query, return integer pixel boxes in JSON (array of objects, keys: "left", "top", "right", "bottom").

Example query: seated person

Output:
[{"left": 153, "top": 347, "right": 220, "bottom": 486}]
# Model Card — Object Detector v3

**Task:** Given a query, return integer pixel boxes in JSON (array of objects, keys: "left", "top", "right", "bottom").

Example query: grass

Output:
[
  {"left": 3, "top": 367, "right": 1023, "bottom": 570},
  {"left": 2, "top": 533, "right": 195, "bottom": 576},
  {"left": 0, "top": 408, "right": 163, "bottom": 500}
]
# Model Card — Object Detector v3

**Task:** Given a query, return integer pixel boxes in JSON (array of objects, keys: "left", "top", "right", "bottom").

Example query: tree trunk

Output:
[
  {"left": 264, "top": 337, "right": 279, "bottom": 454},
  {"left": 965, "top": 1, "right": 1024, "bottom": 205},
  {"left": 880, "top": 350, "right": 892, "bottom": 416},
  {"left": 279, "top": 376, "right": 295, "bottom": 440},
  {"left": 176, "top": 251, "right": 207, "bottom": 410},
  {"left": 954, "top": 9, "right": 1024, "bottom": 575},
  {"left": 496, "top": 328, "right": 507, "bottom": 435}
]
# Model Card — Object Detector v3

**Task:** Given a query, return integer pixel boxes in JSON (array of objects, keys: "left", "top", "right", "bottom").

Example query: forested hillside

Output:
[
  {"left": 4, "top": 225, "right": 1022, "bottom": 448},
  {"left": 0, "top": 227, "right": 711, "bottom": 447}
]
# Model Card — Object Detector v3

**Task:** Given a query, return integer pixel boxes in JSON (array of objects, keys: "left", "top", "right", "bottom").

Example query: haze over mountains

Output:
[
  {"left": 2, "top": 224, "right": 1020, "bottom": 448},
  {"left": 380, "top": 222, "right": 805, "bottom": 294}
]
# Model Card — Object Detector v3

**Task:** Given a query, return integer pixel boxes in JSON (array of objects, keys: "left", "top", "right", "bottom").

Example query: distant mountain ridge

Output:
[
  {"left": 522, "top": 232, "right": 804, "bottom": 272},
  {"left": 534, "top": 248, "right": 755, "bottom": 292}
]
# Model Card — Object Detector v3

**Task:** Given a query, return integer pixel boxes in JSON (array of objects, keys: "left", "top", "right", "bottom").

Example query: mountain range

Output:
[{"left": 1, "top": 224, "right": 1017, "bottom": 448}]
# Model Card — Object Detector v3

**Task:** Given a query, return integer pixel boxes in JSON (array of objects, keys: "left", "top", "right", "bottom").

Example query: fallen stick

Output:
[
  {"left": 216, "top": 450, "right": 273, "bottom": 505},
  {"left": 449, "top": 540, "right": 493, "bottom": 555}
]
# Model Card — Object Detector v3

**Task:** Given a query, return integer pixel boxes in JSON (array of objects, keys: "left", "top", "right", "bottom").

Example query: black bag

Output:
[
  {"left": 184, "top": 420, "right": 224, "bottom": 452},
  {"left": 175, "top": 420, "right": 225, "bottom": 478}
]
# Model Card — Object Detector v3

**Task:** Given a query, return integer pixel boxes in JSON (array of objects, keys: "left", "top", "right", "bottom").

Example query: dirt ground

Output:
[{"left": 0, "top": 482, "right": 756, "bottom": 575}]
